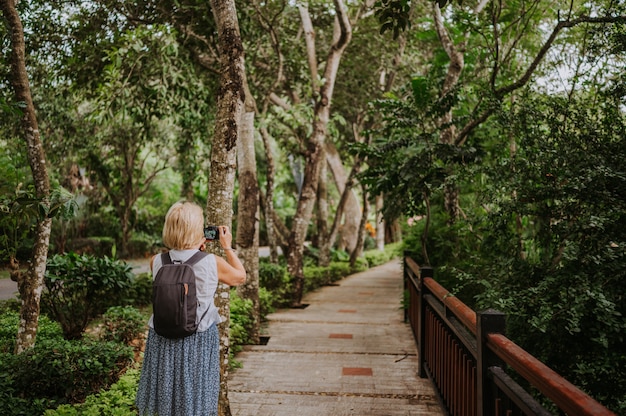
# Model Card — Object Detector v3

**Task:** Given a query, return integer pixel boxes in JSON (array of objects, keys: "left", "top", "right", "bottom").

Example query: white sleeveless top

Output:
[{"left": 147, "top": 249, "right": 222, "bottom": 332}]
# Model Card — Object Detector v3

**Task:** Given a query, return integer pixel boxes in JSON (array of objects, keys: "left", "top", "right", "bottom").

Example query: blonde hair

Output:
[{"left": 162, "top": 201, "right": 205, "bottom": 250}]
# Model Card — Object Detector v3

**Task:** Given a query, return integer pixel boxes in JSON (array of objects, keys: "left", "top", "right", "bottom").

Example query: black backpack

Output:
[{"left": 152, "top": 251, "right": 209, "bottom": 339}]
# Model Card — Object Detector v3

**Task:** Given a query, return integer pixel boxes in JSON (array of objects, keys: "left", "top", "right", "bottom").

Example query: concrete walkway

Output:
[{"left": 228, "top": 260, "right": 444, "bottom": 416}]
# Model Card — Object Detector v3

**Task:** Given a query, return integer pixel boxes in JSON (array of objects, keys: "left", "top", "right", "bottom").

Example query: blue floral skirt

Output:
[{"left": 136, "top": 324, "right": 220, "bottom": 416}]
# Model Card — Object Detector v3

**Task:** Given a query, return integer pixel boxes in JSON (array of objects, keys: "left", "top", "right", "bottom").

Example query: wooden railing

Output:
[{"left": 404, "top": 256, "right": 615, "bottom": 416}]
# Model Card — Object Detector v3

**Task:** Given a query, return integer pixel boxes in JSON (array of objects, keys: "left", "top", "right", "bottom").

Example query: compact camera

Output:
[{"left": 203, "top": 226, "right": 219, "bottom": 241}]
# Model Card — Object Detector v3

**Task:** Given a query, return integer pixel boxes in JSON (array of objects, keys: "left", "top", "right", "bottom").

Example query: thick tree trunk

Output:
[
  {"left": 287, "top": 126, "right": 324, "bottom": 305},
  {"left": 288, "top": 0, "right": 352, "bottom": 306},
  {"left": 1, "top": 0, "right": 52, "bottom": 354},
  {"left": 207, "top": 0, "right": 246, "bottom": 414},
  {"left": 325, "top": 142, "right": 361, "bottom": 251},
  {"left": 349, "top": 188, "right": 369, "bottom": 267},
  {"left": 236, "top": 85, "right": 260, "bottom": 344}
]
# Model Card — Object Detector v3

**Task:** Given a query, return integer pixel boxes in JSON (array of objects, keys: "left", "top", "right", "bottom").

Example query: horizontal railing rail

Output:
[{"left": 404, "top": 256, "right": 615, "bottom": 416}]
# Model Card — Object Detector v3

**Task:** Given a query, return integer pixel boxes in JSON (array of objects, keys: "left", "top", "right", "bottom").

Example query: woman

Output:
[{"left": 136, "top": 201, "right": 246, "bottom": 416}]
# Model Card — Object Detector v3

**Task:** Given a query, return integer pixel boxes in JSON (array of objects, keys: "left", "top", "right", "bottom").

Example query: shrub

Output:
[
  {"left": 0, "top": 298, "right": 20, "bottom": 315},
  {"left": 258, "top": 287, "right": 275, "bottom": 320},
  {"left": 0, "top": 312, "right": 66, "bottom": 415},
  {"left": 303, "top": 260, "right": 366, "bottom": 292},
  {"left": 125, "top": 233, "right": 158, "bottom": 258},
  {"left": 0, "top": 337, "right": 133, "bottom": 415},
  {"left": 303, "top": 265, "right": 331, "bottom": 291},
  {"left": 127, "top": 272, "right": 153, "bottom": 307},
  {"left": 64, "top": 237, "right": 116, "bottom": 257},
  {"left": 44, "top": 368, "right": 140, "bottom": 416},
  {"left": 0, "top": 311, "right": 63, "bottom": 353},
  {"left": 101, "top": 306, "right": 146, "bottom": 346},
  {"left": 364, "top": 242, "right": 401, "bottom": 266},
  {"left": 42, "top": 253, "right": 135, "bottom": 339},
  {"left": 230, "top": 290, "right": 254, "bottom": 354},
  {"left": 259, "top": 261, "right": 291, "bottom": 308}
]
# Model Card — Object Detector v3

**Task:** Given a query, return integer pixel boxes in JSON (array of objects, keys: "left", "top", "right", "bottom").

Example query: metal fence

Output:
[{"left": 404, "top": 256, "right": 615, "bottom": 416}]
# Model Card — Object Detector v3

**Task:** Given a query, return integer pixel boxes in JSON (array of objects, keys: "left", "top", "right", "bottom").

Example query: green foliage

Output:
[
  {"left": 259, "top": 260, "right": 292, "bottom": 308},
  {"left": 357, "top": 82, "right": 481, "bottom": 222},
  {"left": 0, "top": 311, "right": 63, "bottom": 353},
  {"left": 399, "top": 89, "right": 626, "bottom": 412},
  {"left": 229, "top": 290, "right": 254, "bottom": 356},
  {"left": 64, "top": 236, "right": 116, "bottom": 257},
  {"left": 101, "top": 306, "right": 145, "bottom": 346},
  {"left": 474, "top": 92, "right": 626, "bottom": 413},
  {"left": 0, "top": 310, "right": 133, "bottom": 415},
  {"left": 303, "top": 260, "right": 369, "bottom": 292},
  {"left": 125, "top": 234, "right": 158, "bottom": 258},
  {"left": 258, "top": 287, "right": 275, "bottom": 320},
  {"left": 42, "top": 253, "right": 136, "bottom": 339},
  {"left": 0, "top": 298, "right": 20, "bottom": 315},
  {"left": 127, "top": 272, "right": 153, "bottom": 307},
  {"left": 44, "top": 368, "right": 140, "bottom": 416},
  {"left": 0, "top": 180, "right": 77, "bottom": 262},
  {"left": 363, "top": 242, "right": 402, "bottom": 267}
]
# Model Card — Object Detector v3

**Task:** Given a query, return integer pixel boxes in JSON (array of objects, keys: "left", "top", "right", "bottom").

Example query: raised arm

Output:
[{"left": 215, "top": 225, "right": 246, "bottom": 286}]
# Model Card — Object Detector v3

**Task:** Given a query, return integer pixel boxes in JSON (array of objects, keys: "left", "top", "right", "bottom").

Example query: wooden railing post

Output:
[
  {"left": 403, "top": 252, "right": 410, "bottom": 323},
  {"left": 477, "top": 309, "right": 506, "bottom": 416},
  {"left": 417, "top": 266, "right": 433, "bottom": 378}
]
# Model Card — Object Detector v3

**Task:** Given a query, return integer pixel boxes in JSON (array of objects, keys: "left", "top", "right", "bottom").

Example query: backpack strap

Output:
[
  {"left": 160, "top": 252, "right": 173, "bottom": 265},
  {"left": 184, "top": 251, "right": 210, "bottom": 325},
  {"left": 160, "top": 251, "right": 207, "bottom": 266},
  {"left": 183, "top": 250, "right": 209, "bottom": 266}
]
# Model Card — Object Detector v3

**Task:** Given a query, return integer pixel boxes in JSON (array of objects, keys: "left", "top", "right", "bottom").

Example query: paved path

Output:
[
  {"left": 0, "top": 278, "right": 18, "bottom": 301},
  {"left": 228, "top": 260, "right": 444, "bottom": 416}
]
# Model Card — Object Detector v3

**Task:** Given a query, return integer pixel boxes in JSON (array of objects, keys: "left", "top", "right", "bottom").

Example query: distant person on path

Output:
[{"left": 136, "top": 201, "right": 246, "bottom": 416}]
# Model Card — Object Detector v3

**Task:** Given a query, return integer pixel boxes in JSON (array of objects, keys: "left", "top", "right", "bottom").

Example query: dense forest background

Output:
[{"left": 1, "top": 0, "right": 625, "bottom": 413}]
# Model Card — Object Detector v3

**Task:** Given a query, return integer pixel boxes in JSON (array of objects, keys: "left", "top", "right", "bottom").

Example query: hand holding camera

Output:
[
  {"left": 203, "top": 226, "right": 219, "bottom": 241},
  {"left": 204, "top": 225, "right": 234, "bottom": 251}
]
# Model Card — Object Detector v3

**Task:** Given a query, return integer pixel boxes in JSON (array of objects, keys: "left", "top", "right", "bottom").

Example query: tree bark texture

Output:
[
  {"left": 260, "top": 127, "right": 279, "bottom": 263},
  {"left": 288, "top": 0, "right": 352, "bottom": 306},
  {"left": 236, "top": 87, "right": 260, "bottom": 344},
  {"left": 1, "top": 0, "right": 52, "bottom": 354},
  {"left": 433, "top": 2, "right": 469, "bottom": 223},
  {"left": 325, "top": 142, "right": 361, "bottom": 252},
  {"left": 349, "top": 188, "right": 369, "bottom": 267},
  {"left": 316, "top": 146, "right": 331, "bottom": 267},
  {"left": 375, "top": 195, "right": 385, "bottom": 250},
  {"left": 207, "top": 0, "right": 246, "bottom": 414}
]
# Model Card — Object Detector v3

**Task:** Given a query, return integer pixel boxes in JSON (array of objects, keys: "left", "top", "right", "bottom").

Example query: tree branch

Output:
[
  {"left": 455, "top": 14, "right": 626, "bottom": 145},
  {"left": 298, "top": 3, "right": 319, "bottom": 95}
]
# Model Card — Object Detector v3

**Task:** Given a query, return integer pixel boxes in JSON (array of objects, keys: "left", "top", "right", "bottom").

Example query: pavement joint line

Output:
[
  {"left": 230, "top": 389, "right": 438, "bottom": 403},
  {"left": 239, "top": 349, "right": 417, "bottom": 357},
  {"left": 266, "top": 319, "right": 406, "bottom": 325}
]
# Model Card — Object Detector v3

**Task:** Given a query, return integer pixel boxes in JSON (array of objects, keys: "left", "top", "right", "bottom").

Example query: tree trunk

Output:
[
  {"left": 236, "top": 83, "right": 260, "bottom": 344},
  {"left": 317, "top": 147, "right": 331, "bottom": 267},
  {"left": 349, "top": 188, "right": 369, "bottom": 268},
  {"left": 433, "top": 2, "right": 465, "bottom": 224},
  {"left": 325, "top": 142, "right": 361, "bottom": 252},
  {"left": 288, "top": 0, "right": 352, "bottom": 306},
  {"left": 375, "top": 195, "right": 385, "bottom": 250},
  {"left": 1, "top": 0, "right": 52, "bottom": 354},
  {"left": 260, "top": 127, "right": 279, "bottom": 263},
  {"left": 207, "top": 0, "right": 246, "bottom": 414},
  {"left": 178, "top": 131, "right": 197, "bottom": 200}
]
